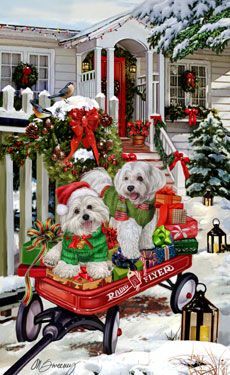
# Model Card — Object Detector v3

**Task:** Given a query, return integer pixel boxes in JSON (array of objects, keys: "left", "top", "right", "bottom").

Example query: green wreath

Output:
[
  {"left": 12, "top": 62, "right": 38, "bottom": 89},
  {"left": 180, "top": 70, "right": 197, "bottom": 93}
]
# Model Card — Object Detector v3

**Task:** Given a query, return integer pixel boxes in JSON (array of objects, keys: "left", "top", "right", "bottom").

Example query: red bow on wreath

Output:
[
  {"left": 21, "top": 66, "right": 32, "bottom": 85},
  {"left": 184, "top": 108, "right": 198, "bottom": 126},
  {"left": 169, "top": 151, "right": 190, "bottom": 179},
  {"left": 64, "top": 108, "right": 100, "bottom": 164},
  {"left": 150, "top": 114, "right": 162, "bottom": 126}
]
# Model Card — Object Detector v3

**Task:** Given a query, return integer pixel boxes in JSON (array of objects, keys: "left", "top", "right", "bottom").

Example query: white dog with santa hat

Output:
[
  {"left": 44, "top": 181, "right": 112, "bottom": 280},
  {"left": 81, "top": 161, "right": 166, "bottom": 260}
]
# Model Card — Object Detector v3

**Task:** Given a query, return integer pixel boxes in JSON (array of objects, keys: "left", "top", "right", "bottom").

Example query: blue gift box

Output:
[{"left": 153, "top": 243, "right": 176, "bottom": 264}]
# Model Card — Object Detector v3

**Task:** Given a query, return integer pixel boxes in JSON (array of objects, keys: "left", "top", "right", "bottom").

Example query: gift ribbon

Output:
[
  {"left": 153, "top": 225, "right": 171, "bottom": 247},
  {"left": 73, "top": 266, "right": 93, "bottom": 281},
  {"left": 169, "top": 151, "right": 190, "bottom": 180},
  {"left": 184, "top": 108, "right": 198, "bottom": 126},
  {"left": 23, "top": 219, "right": 63, "bottom": 305},
  {"left": 156, "top": 202, "right": 184, "bottom": 227},
  {"left": 156, "top": 186, "right": 176, "bottom": 196},
  {"left": 68, "top": 234, "right": 93, "bottom": 249},
  {"left": 169, "top": 223, "right": 197, "bottom": 239},
  {"left": 64, "top": 107, "right": 100, "bottom": 164},
  {"left": 122, "top": 153, "right": 137, "bottom": 162}
]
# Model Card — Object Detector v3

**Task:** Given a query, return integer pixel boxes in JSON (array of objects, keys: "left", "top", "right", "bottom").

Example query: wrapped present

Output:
[
  {"left": 21, "top": 240, "right": 55, "bottom": 266},
  {"left": 154, "top": 244, "right": 176, "bottom": 264},
  {"left": 108, "top": 246, "right": 119, "bottom": 261},
  {"left": 140, "top": 249, "right": 158, "bottom": 269},
  {"left": 167, "top": 203, "right": 186, "bottom": 224},
  {"left": 112, "top": 248, "right": 140, "bottom": 269},
  {"left": 113, "top": 260, "right": 143, "bottom": 281},
  {"left": 165, "top": 216, "right": 198, "bottom": 240},
  {"left": 155, "top": 186, "right": 181, "bottom": 205},
  {"left": 174, "top": 238, "right": 198, "bottom": 255}
]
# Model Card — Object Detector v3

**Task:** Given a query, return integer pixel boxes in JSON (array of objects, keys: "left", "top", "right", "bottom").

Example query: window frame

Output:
[
  {"left": 0, "top": 45, "right": 55, "bottom": 93},
  {"left": 166, "top": 59, "right": 211, "bottom": 108}
]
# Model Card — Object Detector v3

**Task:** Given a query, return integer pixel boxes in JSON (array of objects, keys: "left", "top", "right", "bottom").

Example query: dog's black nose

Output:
[
  {"left": 82, "top": 214, "right": 90, "bottom": 221},
  {"left": 127, "top": 185, "right": 134, "bottom": 192}
]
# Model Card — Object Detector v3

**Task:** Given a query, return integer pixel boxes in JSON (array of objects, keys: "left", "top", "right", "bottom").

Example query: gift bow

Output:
[
  {"left": 169, "top": 151, "right": 190, "bottom": 180},
  {"left": 122, "top": 153, "right": 137, "bottom": 162},
  {"left": 64, "top": 107, "right": 100, "bottom": 164},
  {"left": 156, "top": 202, "right": 184, "bottom": 227},
  {"left": 170, "top": 223, "right": 197, "bottom": 239},
  {"left": 153, "top": 225, "right": 172, "bottom": 247},
  {"left": 23, "top": 219, "right": 63, "bottom": 306},
  {"left": 184, "top": 108, "right": 198, "bottom": 126},
  {"left": 73, "top": 266, "right": 93, "bottom": 282},
  {"left": 151, "top": 114, "right": 162, "bottom": 126},
  {"left": 156, "top": 186, "right": 176, "bottom": 196},
  {"left": 68, "top": 234, "right": 93, "bottom": 249}
]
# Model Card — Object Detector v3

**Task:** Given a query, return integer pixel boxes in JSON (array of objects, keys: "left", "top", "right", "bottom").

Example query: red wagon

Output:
[{"left": 5, "top": 255, "right": 198, "bottom": 375}]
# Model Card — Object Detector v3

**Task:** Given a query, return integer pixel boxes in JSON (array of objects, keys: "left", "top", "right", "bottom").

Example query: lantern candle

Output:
[
  {"left": 200, "top": 325, "right": 209, "bottom": 341},
  {"left": 190, "top": 326, "right": 197, "bottom": 340}
]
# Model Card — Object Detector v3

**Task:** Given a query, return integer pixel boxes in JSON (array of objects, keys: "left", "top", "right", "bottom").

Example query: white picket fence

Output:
[{"left": 0, "top": 87, "right": 118, "bottom": 277}]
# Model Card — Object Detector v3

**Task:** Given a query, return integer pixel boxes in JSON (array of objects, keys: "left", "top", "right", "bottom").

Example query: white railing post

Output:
[
  {"left": 19, "top": 158, "right": 32, "bottom": 247},
  {"left": 5, "top": 154, "right": 15, "bottom": 275},
  {"left": 39, "top": 90, "right": 51, "bottom": 108},
  {"left": 109, "top": 96, "right": 119, "bottom": 124},
  {"left": 95, "top": 93, "right": 106, "bottom": 111},
  {"left": 2, "top": 85, "right": 15, "bottom": 112},
  {"left": 174, "top": 163, "right": 186, "bottom": 196},
  {"left": 95, "top": 47, "right": 102, "bottom": 95},
  {"left": 36, "top": 154, "right": 49, "bottom": 221},
  {"left": 21, "top": 87, "right": 33, "bottom": 115},
  {"left": 158, "top": 53, "right": 165, "bottom": 119}
]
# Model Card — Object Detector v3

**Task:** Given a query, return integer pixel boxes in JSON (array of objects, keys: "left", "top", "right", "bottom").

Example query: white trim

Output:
[
  {"left": 0, "top": 45, "right": 55, "bottom": 93},
  {"left": 166, "top": 58, "right": 211, "bottom": 108}
]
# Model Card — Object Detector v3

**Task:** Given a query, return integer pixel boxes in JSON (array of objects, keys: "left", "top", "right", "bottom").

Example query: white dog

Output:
[
  {"left": 44, "top": 184, "right": 112, "bottom": 280},
  {"left": 81, "top": 162, "right": 166, "bottom": 259}
]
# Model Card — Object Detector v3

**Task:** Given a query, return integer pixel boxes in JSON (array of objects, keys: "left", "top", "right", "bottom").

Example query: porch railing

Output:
[
  {"left": 135, "top": 72, "right": 159, "bottom": 122},
  {"left": 149, "top": 115, "right": 186, "bottom": 196},
  {"left": 78, "top": 70, "right": 96, "bottom": 98},
  {"left": 0, "top": 88, "right": 117, "bottom": 277}
]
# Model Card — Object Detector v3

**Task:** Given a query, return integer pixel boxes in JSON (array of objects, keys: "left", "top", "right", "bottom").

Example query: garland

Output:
[
  {"left": 153, "top": 117, "right": 174, "bottom": 168},
  {"left": 101, "top": 78, "right": 120, "bottom": 96},
  {"left": 12, "top": 62, "right": 38, "bottom": 89},
  {"left": 165, "top": 104, "right": 218, "bottom": 123},
  {"left": 0, "top": 101, "right": 124, "bottom": 184}
]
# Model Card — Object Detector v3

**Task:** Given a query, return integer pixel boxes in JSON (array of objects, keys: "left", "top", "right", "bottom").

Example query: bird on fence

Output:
[
  {"left": 48, "top": 82, "right": 75, "bottom": 101},
  {"left": 30, "top": 100, "right": 52, "bottom": 119}
]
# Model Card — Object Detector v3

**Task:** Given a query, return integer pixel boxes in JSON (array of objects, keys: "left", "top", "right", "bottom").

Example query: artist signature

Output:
[{"left": 31, "top": 358, "right": 78, "bottom": 374}]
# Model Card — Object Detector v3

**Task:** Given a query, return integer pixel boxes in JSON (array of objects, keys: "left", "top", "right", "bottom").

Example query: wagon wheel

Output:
[
  {"left": 170, "top": 272, "right": 198, "bottom": 314},
  {"left": 103, "top": 306, "right": 121, "bottom": 355},
  {"left": 16, "top": 294, "right": 43, "bottom": 342}
]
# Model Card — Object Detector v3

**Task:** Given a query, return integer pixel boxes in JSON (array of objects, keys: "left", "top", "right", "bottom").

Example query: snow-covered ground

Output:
[{"left": 0, "top": 196, "right": 229, "bottom": 374}]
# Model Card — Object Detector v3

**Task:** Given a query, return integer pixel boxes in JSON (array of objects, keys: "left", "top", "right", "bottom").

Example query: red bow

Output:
[
  {"left": 156, "top": 186, "right": 176, "bottom": 196},
  {"left": 184, "top": 108, "right": 198, "bottom": 126},
  {"left": 64, "top": 107, "right": 100, "bottom": 164},
  {"left": 150, "top": 114, "right": 162, "bottom": 126},
  {"left": 122, "top": 153, "right": 137, "bottom": 162},
  {"left": 169, "top": 151, "right": 190, "bottom": 179},
  {"left": 73, "top": 266, "right": 93, "bottom": 281},
  {"left": 68, "top": 234, "right": 93, "bottom": 249}
]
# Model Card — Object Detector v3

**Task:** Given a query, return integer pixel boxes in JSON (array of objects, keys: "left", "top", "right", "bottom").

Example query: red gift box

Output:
[
  {"left": 156, "top": 202, "right": 186, "bottom": 226},
  {"left": 155, "top": 186, "right": 182, "bottom": 205},
  {"left": 165, "top": 216, "right": 198, "bottom": 240}
]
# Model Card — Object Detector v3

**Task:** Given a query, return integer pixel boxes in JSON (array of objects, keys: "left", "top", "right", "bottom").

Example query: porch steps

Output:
[{"left": 122, "top": 139, "right": 174, "bottom": 186}]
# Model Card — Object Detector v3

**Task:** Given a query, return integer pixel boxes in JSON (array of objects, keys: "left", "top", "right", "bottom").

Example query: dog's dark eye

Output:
[
  {"left": 87, "top": 205, "right": 92, "bottom": 210},
  {"left": 124, "top": 177, "right": 128, "bottom": 181},
  {"left": 137, "top": 176, "right": 143, "bottom": 182},
  {"left": 74, "top": 208, "right": 80, "bottom": 214}
]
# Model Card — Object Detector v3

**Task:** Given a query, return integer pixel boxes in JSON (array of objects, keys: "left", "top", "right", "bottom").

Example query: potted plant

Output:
[{"left": 127, "top": 120, "right": 151, "bottom": 145}]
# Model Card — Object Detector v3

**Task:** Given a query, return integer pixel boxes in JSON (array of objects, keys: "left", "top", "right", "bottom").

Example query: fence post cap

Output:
[
  {"left": 95, "top": 92, "right": 105, "bottom": 98},
  {"left": 21, "top": 87, "right": 33, "bottom": 94},
  {"left": 110, "top": 96, "right": 119, "bottom": 102},
  {"left": 39, "top": 90, "right": 50, "bottom": 97},
  {"left": 2, "top": 85, "right": 15, "bottom": 92}
]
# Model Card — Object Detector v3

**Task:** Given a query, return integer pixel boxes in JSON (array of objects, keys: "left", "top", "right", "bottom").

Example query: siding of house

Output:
[{"left": 0, "top": 36, "right": 76, "bottom": 95}]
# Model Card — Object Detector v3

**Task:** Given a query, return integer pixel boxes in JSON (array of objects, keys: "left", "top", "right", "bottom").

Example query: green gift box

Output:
[
  {"left": 174, "top": 238, "right": 198, "bottom": 255},
  {"left": 112, "top": 260, "right": 143, "bottom": 281},
  {"left": 20, "top": 240, "right": 56, "bottom": 266}
]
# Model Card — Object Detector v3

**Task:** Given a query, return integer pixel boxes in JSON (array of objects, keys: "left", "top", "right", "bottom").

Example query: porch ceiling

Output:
[{"left": 118, "top": 38, "right": 147, "bottom": 57}]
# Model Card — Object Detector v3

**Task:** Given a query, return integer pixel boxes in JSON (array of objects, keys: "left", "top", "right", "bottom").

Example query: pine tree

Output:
[{"left": 186, "top": 113, "right": 230, "bottom": 199}]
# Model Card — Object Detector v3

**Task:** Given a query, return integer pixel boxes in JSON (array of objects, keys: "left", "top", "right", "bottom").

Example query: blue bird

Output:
[{"left": 48, "top": 82, "right": 75, "bottom": 100}]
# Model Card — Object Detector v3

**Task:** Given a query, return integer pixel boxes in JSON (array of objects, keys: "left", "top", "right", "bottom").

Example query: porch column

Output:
[
  {"left": 146, "top": 49, "right": 153, "bottom": 119},
  {"left": 135, "top": 57, "right": 141, "bottom": 120},
  {"left": 76, "top": 53, "right": 82, "bottom": 95},
  {"left": 158, "top": 52, "right": 165, "bottom": 119},
  {"left": 106, "top": 47, "right": 115, "bottom": 111},
  {"left": 94, "top": 47, "right": 102, "bottom": 95}
]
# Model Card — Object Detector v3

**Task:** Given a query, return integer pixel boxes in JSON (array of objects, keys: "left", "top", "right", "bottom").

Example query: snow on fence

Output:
[{"left": 0, "top": 87, "right": 117, "bottom": 277}]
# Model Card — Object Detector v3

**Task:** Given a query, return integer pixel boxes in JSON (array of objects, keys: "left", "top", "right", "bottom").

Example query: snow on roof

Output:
[{"left": 61, "top": 11, "right": 131, "bottom": 44}]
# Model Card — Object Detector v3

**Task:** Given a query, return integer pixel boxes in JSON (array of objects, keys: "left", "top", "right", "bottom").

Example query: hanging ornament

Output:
[
  {"left": 25, "top": 123, "right": 39, "bottom": 139},
  {"left": 180, "top": 70, "right": 197, "bottom": 93},
  {"left": 100, "top": 113, "right": 113, "bottom": 128},
  {"left": 105, "top": 139, "right": 113, "bottom": 151},
  {"left": 97, "top": 140, "right": 106, "bottom": 150}
]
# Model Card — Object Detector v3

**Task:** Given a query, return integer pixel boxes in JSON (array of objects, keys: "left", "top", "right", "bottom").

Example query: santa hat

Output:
[{"left": 56, "top": 181, "right": 97, "bottom": 216}]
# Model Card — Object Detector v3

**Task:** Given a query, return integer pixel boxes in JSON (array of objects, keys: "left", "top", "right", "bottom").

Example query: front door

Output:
[{"left": 101, "top": 56, "right": 126, "bottom": 137}]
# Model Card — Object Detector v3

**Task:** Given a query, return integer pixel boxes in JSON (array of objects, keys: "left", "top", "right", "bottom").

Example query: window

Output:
[
  {"left": 0, "top": 47, "right": 53, "bottom": 93},
  {"left": 169, "top": 62, "right": 208, "bottom": 107}
]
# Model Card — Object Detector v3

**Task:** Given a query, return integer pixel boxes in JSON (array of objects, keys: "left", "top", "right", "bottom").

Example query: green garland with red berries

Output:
[
  {"left": 12, "top": 62, "right": 38, "bottom": 89},
  {"left": 0, "top": 109, "right": 124, "bottom": 185}
]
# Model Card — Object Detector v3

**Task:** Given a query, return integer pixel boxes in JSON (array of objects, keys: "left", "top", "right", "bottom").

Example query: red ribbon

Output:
[
  {"left": 122, "top": 153, "right": 137, "bottom": 162},
  {"left": 69, "top": 234, "right": 93, "bottom": 249},
  {"left": 73, "top": 266, "right": 93, "bottom": 281},
  {"left": 156, "top": 202, "right": 184, "bottom": 226},
  {"left": 156, "top": 186, "right": 176, "bottom": 196},
  {"left": 184, "top": 108, "right": 198, "bottom": 126},
  {"left": 169, "top": 151, "right": 190, "bottom": 179},
  {"left": 150, "top": 114, "right": 162, "bottom": 126},
  {"left": 64, "top": 108, "right": 100, "bottom": 164}
]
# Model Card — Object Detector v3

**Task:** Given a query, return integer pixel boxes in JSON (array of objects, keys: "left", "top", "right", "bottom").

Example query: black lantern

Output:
[
  {"left": 203, "top": 188, "right": 214, "bottom": 206},
  {"left": 82, "top": 61, "right": 90, "bottom": 72},
  {"left": 207, "top": 218, "right": 227, "bottom": 253},
  {"left": 181, "top": 284, "right": 219, "bottom": 342},
  {"left": 129, "top": 64, "right": 137, "bottom": 74}
]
